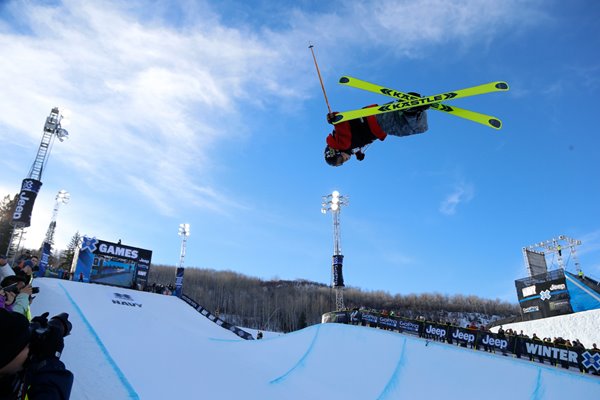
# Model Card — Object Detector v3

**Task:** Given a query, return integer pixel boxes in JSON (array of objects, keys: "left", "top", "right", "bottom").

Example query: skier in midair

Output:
[{"left": 324, "top": 99, "right": 429, "bottom": 167}]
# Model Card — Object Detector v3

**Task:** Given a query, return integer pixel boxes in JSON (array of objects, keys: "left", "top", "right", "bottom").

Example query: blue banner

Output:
[
  {"left": 38, "top": 241, "right": 52, "bottom": 277},
  {"left": 175, "top": 267, "right": 184, "bottom": 297},
  {"left": 12, "top": 179, "right": 43, "bottom": 227}
]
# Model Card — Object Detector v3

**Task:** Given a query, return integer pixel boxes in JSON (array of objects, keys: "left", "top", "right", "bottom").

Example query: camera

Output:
[
  {"left": 32, "top": 287, "right": 40, "bottom": 294},
  {"left": 27, "top": 313, "right": 72, "bottom": 362},
  {"left": 1, "top": 282, "right": 20, "bottom": 294}
]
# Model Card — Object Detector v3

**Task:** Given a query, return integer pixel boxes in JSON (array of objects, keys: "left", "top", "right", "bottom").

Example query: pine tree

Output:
[
  {"left": 60, "top": 231, "right": 81, "bottom": 269},
  {"left": 0, "top": 194, "right": 18, "bottom": 255},
  {"left": 297, "top": 311, "right": 307, "bottom": 329}
]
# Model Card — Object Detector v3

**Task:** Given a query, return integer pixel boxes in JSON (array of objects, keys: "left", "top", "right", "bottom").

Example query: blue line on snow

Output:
[
  {"left": 530, "top": 369, "right": 544, "bottom": 400},
  {"left": 58, "top": 283, "right": 139, "bottom": 399},
  {"left": 376, "top": 337, "right": 407, "bottom": 400},
  {"left": 269, "top": 324, "right": 321, "bottom": 384}
]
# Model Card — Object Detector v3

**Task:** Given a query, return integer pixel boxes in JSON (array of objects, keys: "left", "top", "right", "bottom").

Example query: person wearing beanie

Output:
[
  {"left": 0, "top": 309, "right": 31, "bottom": 374},
  {"left": 0, "top": 309, "right": 73, "bottom": 399},
  {"left": 15, "top": 260, "right": 34, "bottom": 286}
]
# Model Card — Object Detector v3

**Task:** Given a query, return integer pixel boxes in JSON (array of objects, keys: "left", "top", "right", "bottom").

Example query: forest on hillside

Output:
[{"left": 148, "top": 265, "right": 519, "bottom": 333}]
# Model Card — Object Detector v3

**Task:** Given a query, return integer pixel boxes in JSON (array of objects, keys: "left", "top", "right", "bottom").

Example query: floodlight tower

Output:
[
  {"left": 38, "top": 190, "right": 70, "bottom": 275},
  {"left": 178, "top": 223, "right": 191, "bottom": 269},
  {"left": 42, "top": 190, "right": 71, "bottom": 246},
  {"left": 7, "top": 107, "right": 70, "bottom": 259},
  {"left": 175, "top": 223, "right": 190, "bottom": 298},
  {"left": 522, "top": 235, "right": 582, "bottom": 273},
  {"left": 321, "top": 190, "right": 349, "bottom": 311}
]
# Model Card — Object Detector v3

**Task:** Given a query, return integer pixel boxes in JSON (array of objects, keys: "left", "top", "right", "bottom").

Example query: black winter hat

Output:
[{"left": 0, "top": 309, "right": 31, "bottom": 370}]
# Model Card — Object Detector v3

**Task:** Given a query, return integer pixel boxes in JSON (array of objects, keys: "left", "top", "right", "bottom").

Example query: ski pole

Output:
[{"left": 308, "top": 43, "right": 332, "bottom": 114}]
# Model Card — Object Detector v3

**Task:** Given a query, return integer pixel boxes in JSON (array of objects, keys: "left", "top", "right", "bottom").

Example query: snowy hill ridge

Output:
[
  {"left": 493, "top": 308, "right": 600, "bottom": 347},
  {"left": 31, "top": 278, "right": 600, "bottom": 399}
]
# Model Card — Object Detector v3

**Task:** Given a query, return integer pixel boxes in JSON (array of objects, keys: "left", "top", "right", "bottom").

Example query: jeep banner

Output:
[{"left": 11, "top": 179, "right": 42, "bottom": 227}]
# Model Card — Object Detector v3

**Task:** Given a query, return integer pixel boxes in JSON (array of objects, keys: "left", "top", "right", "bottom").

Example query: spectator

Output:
[
  {"left": 590, "top": 344, "right": 600, "bottom": 376},
  {"left": 572, "top": 339, "right": 586, "bottom": 372},
  {"left": 519, "top": 330, "right": 529, "bottom": 339},
  {"left": 497, "top": 325, "right": 505, "bottom": 337},
  {"left": 14, "top": 250, "right": 32, "bottom": 270},
  {"left": 256, "top": 331, "right": 263, "bottom": 340},
  {"left": 479, "top": 325, "right": 492, "bottom": 352},
  {"left": 0, "top": 309, "right": 73, "bottom": 399},
  {"left": 29, "top": 256, "right": 40, "bottom": 277},
  {"left": 15, "top": 260, "right": 34, "bottom": 286},
  {"left": 0, "top": 286, "right": 17, "bottom": 311},
  {"left": 0, "top": 276, "right": 33, "bottom": 320},
  {"left": 0, "top": 255, "right": 14, "bottom": 282},
  {"left": 515, "top": 330, "right": 529, "bottom": 359},
  {"left": 532, "top": 333, "right": 544, "bottom": 363}
]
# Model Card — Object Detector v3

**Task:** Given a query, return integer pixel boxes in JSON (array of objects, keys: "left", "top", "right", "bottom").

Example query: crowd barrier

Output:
[
  {"left": 181, "top": 294, "right": 255, "bottom": 340},
  {"left": 322, "top": 310, "right": 600, "bottom": 375}
]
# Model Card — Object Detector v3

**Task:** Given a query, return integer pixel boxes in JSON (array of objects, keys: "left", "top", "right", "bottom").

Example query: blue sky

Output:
[{"left": 1, "top": 0, "right": 599, "bottom": 301}]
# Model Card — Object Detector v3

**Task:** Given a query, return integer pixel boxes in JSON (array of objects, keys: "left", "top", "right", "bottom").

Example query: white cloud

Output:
[
  {"left": 0, "top": 0, "right": 550, "bottom": 251},
  {"left": 439, "top": 182, "right": 474, "bottom": 215}
]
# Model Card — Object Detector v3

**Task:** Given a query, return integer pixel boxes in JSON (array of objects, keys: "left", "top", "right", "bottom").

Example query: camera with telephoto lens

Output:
[{"left": 27, "top": 312, "right": 72, "bottom": 362}]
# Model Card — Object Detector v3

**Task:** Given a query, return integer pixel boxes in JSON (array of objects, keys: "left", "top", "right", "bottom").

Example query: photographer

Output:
[
  {"left": 0, "top": 277, "right": 34, "bottom": 320},
  {"left": 0, "top": 309, "right": 73, "bottom": 399}
]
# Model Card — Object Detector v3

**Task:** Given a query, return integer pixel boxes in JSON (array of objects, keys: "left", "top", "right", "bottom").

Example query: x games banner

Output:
[{"left": 74, "top": 237, "right": 152, "bottom": 289}]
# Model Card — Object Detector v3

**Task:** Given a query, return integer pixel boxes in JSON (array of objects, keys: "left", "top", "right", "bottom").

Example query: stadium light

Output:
[
  {"left": 178, "top": 223, "right": 190, "bottom": 237},
  {"left": 56, "top": 189, "right": 71, "bottom": 204},
  {"left": 177, "top": 223, "right": 191, "bottom": 269},
  {"left": 321, "top": 190, "right": 349, "bottom": 311}
]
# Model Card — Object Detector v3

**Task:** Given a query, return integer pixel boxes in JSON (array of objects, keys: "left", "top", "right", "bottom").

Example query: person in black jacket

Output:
[{"left": 0, "top": 309, "right": 73, "bottom": 399}]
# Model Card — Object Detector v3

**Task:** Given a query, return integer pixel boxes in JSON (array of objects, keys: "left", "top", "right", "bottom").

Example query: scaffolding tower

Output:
[
  {"left": 321, "top": 191, "right": 349, "bottom": 311},
  {"left": 6, "top": 108, "right": 69, "bottom": 261},
  {"left": 522, "top": 235, "right": 582, "bottom": 276}
]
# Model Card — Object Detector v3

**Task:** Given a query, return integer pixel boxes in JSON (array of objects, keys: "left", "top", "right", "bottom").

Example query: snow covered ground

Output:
[
  {"left": 491, "top": 308, "right": 600, "bottom": 347},
  {"left": 30, "top": 278, "right": 600, "bottom": 399}
]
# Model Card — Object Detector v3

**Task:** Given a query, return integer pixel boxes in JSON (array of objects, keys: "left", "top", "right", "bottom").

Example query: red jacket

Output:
[{"left": 326, "top": 106, "right": 387, "bottom": 151}]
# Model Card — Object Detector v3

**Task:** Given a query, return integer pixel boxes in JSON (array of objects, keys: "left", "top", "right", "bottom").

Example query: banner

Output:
[
  {"left": 515, "top": 270, "right": 572, "bottom": 321},
  {"left": 332, "top": 254, "right": 344, "bottom": 287},
  {"left": 38, "top": 241, "right": 52, "bottom": 277},
  {"left": 74, "top": 237, "right": 152, "bottom": 289},
  {"left": 175, "top": 267, "right": 185, "bottom": 298},
  {"left": 11, "top": 179, "right": 43, "bottom": 227}
]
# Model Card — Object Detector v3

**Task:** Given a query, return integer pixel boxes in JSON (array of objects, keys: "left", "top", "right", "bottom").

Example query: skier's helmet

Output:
[{"left": 324, "top": 146, "right": 345, "bottom": 167}]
